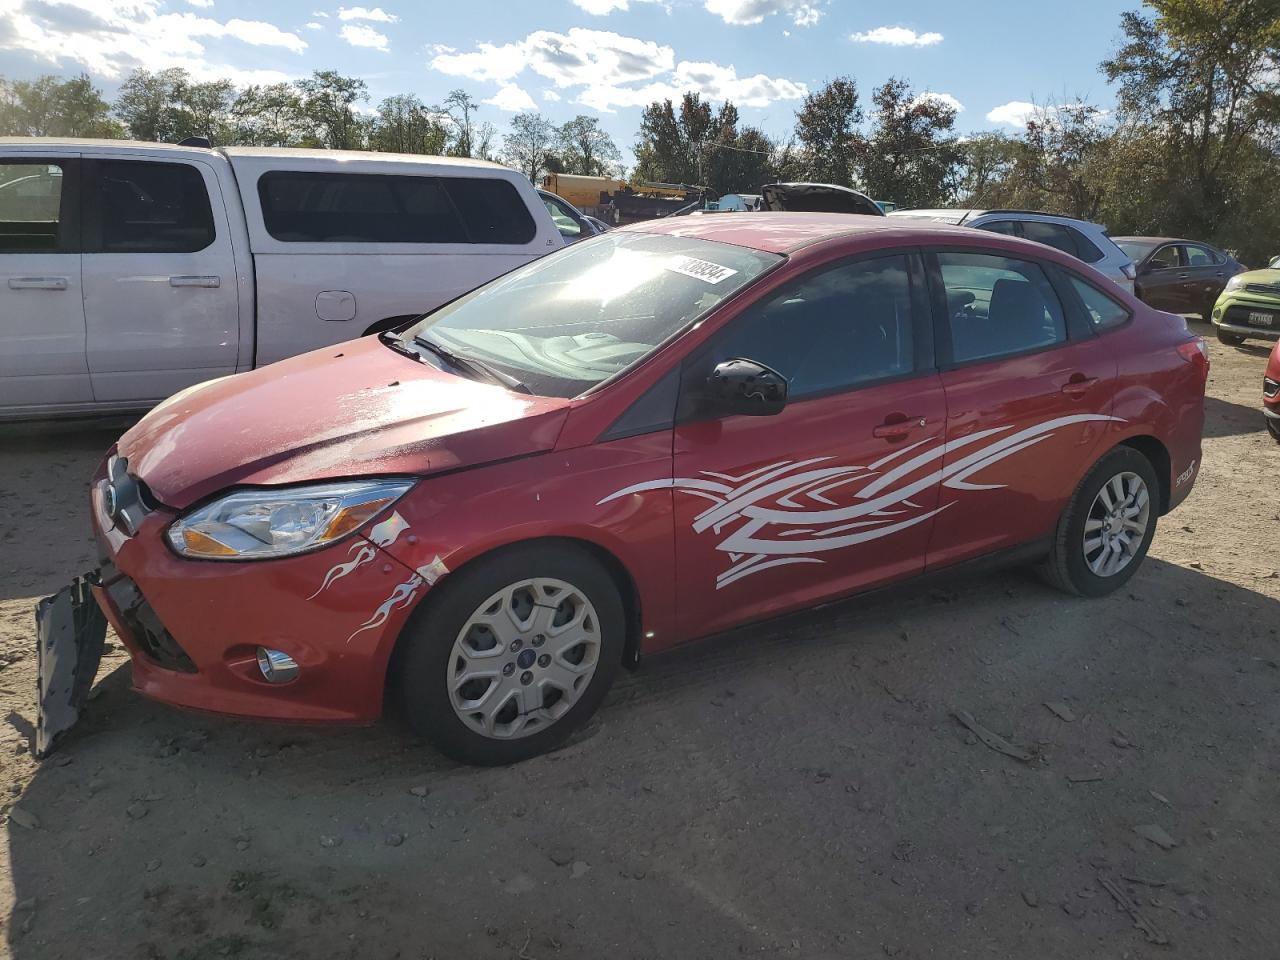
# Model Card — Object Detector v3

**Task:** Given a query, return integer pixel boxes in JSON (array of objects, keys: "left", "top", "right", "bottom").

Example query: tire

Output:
[
  {"left": 1217, "top": 328, "right": 1246, "bottom": 346},
  {"left": 1267, "top": 417, "right": 1280, "bottom": 442},
  {"left": 395, "top": 542, "right": 625, "bottom": 765},
  {"left": 1040, "top": 446, "right": 1160, "bottom": 598}
]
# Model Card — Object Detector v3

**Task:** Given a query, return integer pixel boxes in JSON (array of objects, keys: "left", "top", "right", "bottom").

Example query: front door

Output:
[
  {"left": 82, "top": 156, "right": 240, "bottom": 403},
  {"left": 671, "top": 251, "right": 947, "bottom": 639},
  {"left": 923, "top": 249, "right": 1119, "bottom": 569},
  {"left": 0, "top": 155, "right": 91, "bottom": 410}
]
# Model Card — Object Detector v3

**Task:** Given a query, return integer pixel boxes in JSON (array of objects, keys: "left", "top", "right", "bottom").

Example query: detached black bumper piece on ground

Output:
[{"left": 34, "top": 572, "right": 107, "bottom": 757}]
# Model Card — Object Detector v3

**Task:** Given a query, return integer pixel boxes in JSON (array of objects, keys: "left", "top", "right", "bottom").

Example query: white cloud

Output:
[
  {"left": 573, "top": 0, "right": 629, "bottom": 12},
  {"left": 542, "top": 89, "right": 561, "bottom": 101},
  {"left": 337, "top": 6, "right": 398, "bottom": 22},
  {"left": 187, "top": 0, "right": 214, "bottom": 7},
  {"left": 851, "top": 26, "right": 943, "bottom": 47},
  {"left": 914, "top": 91, "right": 964, "bottom": 113},
  {"left": 484, "top": 84, "right": 537, "bottom": 112},
  {"left": 0, "top": 1, "right": 306, "bottom": 82},
  {"left": 704, "top": 0, "right": 822, "bottom": 27},
  {"left": 431, "top": 27, "right": 806, "bottom": 113},
  {"left": 340, "top": 23, "right": 389, "bottom": 50},
  {"left": 305, "top": 21, "right": 323, "bottom": 30},
  {"left": 986, "top": 100, "right": 1037, "bottom": 127}
]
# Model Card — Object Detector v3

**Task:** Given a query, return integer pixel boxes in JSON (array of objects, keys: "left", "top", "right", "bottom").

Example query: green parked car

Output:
[{"left": 1211, "top": 262, "right": 1280, "bottom": 345}]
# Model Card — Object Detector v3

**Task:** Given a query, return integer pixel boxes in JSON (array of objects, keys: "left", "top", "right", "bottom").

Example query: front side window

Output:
[
  {"left": 1067, "top": 275, "right": 1130, "bottom": 331},
  {"left": 258, "top": 171, "right": 536, "bottom": 244},
  {"left": 937, "top": 251, "right": 1067, "bottom": 363},
  {"left": 403, "top": 232, "right": 780, "bottom": 397},
  {"left": 0, "top": 161, "right": 65, "bottom": 252},
  {"left": 1147, "top": 245, "right": 1181, "bottom": 270},
  {"left": 96, "top": 160, "right": 214, "bottom": 253},
  {"left": 697, "top": 254, "right": 916, "bottom": 399}
]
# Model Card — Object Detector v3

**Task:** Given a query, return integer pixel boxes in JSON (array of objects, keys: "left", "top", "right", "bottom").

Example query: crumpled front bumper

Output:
[{"left": 34, "top": 574, "right": 107, "bottom": 757}]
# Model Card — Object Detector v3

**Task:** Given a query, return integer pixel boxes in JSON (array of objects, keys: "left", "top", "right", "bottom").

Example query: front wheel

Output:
[
  {"left": 395, "top": 543, "right": 624, "bottom": 765},
  {"left": 1267, "top": 416, "right": 1280, "bottom": 442},
  {"left": 1217, "top": 328, "right": 1246, "bottom": 346},
  {"left": 1040, "top": 447, "right": 1159, "bottom": 597}
]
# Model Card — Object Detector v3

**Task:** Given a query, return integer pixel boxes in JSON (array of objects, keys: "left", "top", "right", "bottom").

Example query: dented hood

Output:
[{"left": 119, "top": 336, "right": 570, "bottom": 509}]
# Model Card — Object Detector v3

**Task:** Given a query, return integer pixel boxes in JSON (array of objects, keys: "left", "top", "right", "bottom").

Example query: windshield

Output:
[
  {"left": 1114, "top": 238, "right": 1158, "bottom": 261},
  {"left": 402, "top": 231, "right": 781, "bottom": 397}
]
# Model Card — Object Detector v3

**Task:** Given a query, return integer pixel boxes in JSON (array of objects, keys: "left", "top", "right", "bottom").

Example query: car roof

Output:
[{"left": 623, "top": 211, "right": 1016, "bottom": 255}]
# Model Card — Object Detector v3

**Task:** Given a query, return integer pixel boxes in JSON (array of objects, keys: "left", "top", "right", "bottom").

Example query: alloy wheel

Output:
[
  {"left": 1082, "top": 471, "right": 1151, "bottom": 578},
  {"left": 447, "top": 577, "right": 601, "bottom": 739}
]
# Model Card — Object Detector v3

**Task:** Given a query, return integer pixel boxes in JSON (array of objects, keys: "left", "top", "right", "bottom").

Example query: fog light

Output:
[{"left": 256, "top": 647, "right": 299, "bottom": 684}]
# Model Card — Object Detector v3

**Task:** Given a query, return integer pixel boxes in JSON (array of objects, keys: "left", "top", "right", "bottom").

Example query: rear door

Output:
[
  {"left": 81, "top": 155, "right": 240, "bottom": 403},
  {"left": 1137, "top": 243, "right": 1187, "bottom": 312},
  {"left": 670, "top": 251, "right": 946, "bottom": 638},
  {"left": 0, "top": 155, "right": 91, "bottom": 409},
  {"left": 1182, "top": 243, "right": 1228, "bottom": 312},
  {"left": 923, "top": 247, "right": 1119, "bottom": 569}
]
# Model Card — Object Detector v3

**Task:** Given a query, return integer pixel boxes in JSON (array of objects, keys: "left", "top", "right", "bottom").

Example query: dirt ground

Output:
[{"left": 1, "top": 317, "right": 1278, "bottom": 960}]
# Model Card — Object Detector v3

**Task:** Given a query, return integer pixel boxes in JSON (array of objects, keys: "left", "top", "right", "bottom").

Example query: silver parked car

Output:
[{"left": 888, "top": 208, "right": 1136, "bottom": 291}]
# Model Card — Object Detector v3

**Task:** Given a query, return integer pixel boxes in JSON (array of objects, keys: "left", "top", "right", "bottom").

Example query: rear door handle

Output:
[
  {"left": 872, "top": 416, "right": 928, "bottom": 440},
  {"left": 8, "top": 276, "right": 68, "bottom": 290},
  {"left": 169, "top": 275, "right": 221, "bottom": 288},
  {"left": 1061, "top": 375, "right": 1099, "bottom": 397},
  {"left": 1176, "top": 273, "right": 1189, "bottom": 280}
]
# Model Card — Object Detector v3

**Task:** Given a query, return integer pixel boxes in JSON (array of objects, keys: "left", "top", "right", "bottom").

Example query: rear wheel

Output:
[
  {"left": 395, "top": 543, "right": 624, "bottom": 765},
  {"left": 1041, "top": 447, "right": 1159, "bottom": 597},
  {"left": 1267, "top": 417, "right": 1280, "bottom": 442},
  {"left": 1217, "top": 328, "right": 1246, "bottom": 346}
]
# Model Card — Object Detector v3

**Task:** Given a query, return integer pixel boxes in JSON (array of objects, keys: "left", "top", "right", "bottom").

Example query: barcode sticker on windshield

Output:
[{"left": 665, "top": 255, "right": 739, "bottom": 285}]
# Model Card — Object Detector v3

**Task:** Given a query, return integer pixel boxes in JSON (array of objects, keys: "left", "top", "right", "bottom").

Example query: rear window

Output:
[
  {"left": 96, "top": 160, "right": 214, "bottom": 254},
  {"left": 257, "top": 171, "right": 536, "bottom": 245},
  {"left": 0, "top": 162, "right": 65, "bottom": 252}
]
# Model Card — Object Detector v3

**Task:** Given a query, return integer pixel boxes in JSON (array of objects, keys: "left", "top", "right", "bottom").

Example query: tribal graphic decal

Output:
[
  {"left": 598, "top": 414, "right": 1123, "bottom": 590},
  {"left": 346, "top": 556, "right": 450, "bottom": 643},
  {"left": 307, "top": 511, "right": 410, "bottom": 600}
]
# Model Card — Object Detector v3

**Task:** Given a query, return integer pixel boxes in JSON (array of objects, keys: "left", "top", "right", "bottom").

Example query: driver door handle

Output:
[
  {"left": 872, "top": 416, "right": 928, "bottom": 440},
  {"left": 169, "top": 275, "right": 221, "bottom": 288},
  {"left": 1061, "top": 374, "right": 1099, "bottom": 397},
  {"left": 8, "top": 276, "right": 68, "bottom": 290}
]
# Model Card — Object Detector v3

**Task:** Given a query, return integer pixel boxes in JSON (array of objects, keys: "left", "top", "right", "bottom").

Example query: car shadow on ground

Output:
[
  {"left": 1202, "top": 395, "right": 1269, "bottom": 439},
  {"left": 6, "top": 556, "right": 1280, "bottom": 958}
]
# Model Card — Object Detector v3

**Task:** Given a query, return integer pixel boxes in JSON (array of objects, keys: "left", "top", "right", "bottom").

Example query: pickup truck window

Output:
[
  {"left": 0, "top": 162, "right": 65, "bottom": 252},
  {"left": 257, "top": 171, "right": 536, "bottom": 245},
  {"left": 93, "top": 161, "right": 215, "bottom": 254}
]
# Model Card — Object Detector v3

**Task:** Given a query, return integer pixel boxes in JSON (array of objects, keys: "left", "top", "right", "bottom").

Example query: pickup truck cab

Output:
[{"left": 0, "top": 138, "right": 562, "bottom": 419}]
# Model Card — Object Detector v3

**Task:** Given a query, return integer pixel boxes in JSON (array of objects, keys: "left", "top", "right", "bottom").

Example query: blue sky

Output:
[{"left": 0, "top": 0, "right": 1136, "bottom": 164}]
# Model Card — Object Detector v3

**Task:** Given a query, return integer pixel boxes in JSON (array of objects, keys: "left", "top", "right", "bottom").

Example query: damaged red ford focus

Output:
[{"left": 36, "top": 214, "right": 1208, "bottom": 765}]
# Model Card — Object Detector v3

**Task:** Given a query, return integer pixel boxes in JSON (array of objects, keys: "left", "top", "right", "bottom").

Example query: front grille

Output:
[
  {"left": 1265, "top": 377, "right": 1280, "bottom": 399},
  {"left": 1223, "top": 304, "right": 1280, "bottom": 328},
  {"left": 104, "top": 573, "right": 197, "bottom": 673},
  {"left": 1245, "top": 283, "right": 1280, "bottom": 297}
]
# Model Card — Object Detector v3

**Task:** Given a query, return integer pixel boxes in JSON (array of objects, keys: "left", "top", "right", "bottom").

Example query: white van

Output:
[{"left": 0, "top": 139, "right": 563, "bottom": 419}]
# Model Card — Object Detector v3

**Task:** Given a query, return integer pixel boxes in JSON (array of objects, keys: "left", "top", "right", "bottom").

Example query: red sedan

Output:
[{"left": 39, "top": 214, "right": 1209, "bottom": 765}]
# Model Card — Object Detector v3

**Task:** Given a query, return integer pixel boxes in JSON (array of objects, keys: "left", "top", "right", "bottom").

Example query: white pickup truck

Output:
[{"left": 0, "top": 139, "right": 568, "bottom": 419}]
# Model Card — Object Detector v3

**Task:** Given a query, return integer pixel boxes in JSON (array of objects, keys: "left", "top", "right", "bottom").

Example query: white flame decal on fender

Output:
[
  {"left": 346, "top": 555, "right": 449, "bottom": 643},
  {"left": 307, "top": 511, "right": 410, "bottom": 600},
  {"left": 599, "top": 414, "right": 1123, "bottom": 589}
]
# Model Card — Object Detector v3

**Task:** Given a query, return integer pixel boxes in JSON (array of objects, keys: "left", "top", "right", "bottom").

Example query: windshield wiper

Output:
[{"left": 413, "top": 334, "right": 532, "bottom": 394}]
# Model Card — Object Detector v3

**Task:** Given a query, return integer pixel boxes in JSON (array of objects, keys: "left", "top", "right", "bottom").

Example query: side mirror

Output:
[{"left": 706, "top": 358, "right": 788, "bottom": 417}]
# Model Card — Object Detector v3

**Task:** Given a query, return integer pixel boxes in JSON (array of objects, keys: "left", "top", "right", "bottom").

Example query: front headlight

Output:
[
  {"left": 167, "top": 479, "right": 414, "bottom": 560},
  {"left": 1225, "top": 275, "right": 1246, "bottom": 293}
]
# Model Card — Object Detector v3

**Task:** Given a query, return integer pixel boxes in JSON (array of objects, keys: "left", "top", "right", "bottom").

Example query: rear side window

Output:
[
  {"left": 257, "top": 172, "right": 536, "bottom": 244},
  {"left": 0, "top": 161, "right": 65, "bottom": 252},
  {"left": 937, "top": 252, "right": 1066, "bottom": 364},
  {"left": 1019, "top": 220, "right": 1080, "bottom": 259},
  {"left": 703, "top": 254, "right": 916, "bottom": 399},
  {"left": 1067, "top": 226, "right": 1104, "bottom": 263},
  {"left": 977, "top": 220, "right": 1019, "bottom": 236},
  {"left": 96, "top": 161, "right": 214, "bottom": 253},
  {"left": 1067, "top": 275, "right": 1130, "bottom": 331},
  {"left": 1184, "top": 244, "right": 1215, "bottom": 267}
]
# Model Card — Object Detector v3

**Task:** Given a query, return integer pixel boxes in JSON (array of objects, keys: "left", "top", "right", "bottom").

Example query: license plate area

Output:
[{"left": 1247, "top": 310, "right": 1275, "bottom": 327}]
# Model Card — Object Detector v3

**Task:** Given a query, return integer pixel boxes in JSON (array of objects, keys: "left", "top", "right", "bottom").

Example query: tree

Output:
[
  {"left": 0, "top": 74, "right": 120, "bottom": 137},
  {"left": 556, "top": 115, "right": 621, "bottom": 176},
  {"left": 793, "top": 77, "right": 865, "bottom": 186},
  {"left": 438, "top": 89, "right": 480, "bottom": 157},
  {"left": 955, "top": 131, "right": 1020, "bottom": 206},
  {"left": 231, "top": 83, "right": 307, "bottom": 147},
  {"left": 1101, "top": 0, "right": 1280, "bottom": 237},
  {"left": 180, "top": 79, "right": 236, "bottom": 144},
  {"left": 633, "top": 93, "right": 737, "bottom": 186},
  {"left": 369, "top": 94, "right": 448, "bottom": 154},
  {"left": 295, "top": 70, "right": 368, "bottom": 150},
  {"left": 501, "top": 111, "right": 557, "bottom": 182},
  {"left": 113, "top": 68, "right": 191, "bottom": 142},
  {"left": 860, "top": 79, "right": 963, "bottom": 208},
  {"left": 1011, "top": 100, "right": 1112, "bottom": 219}
]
